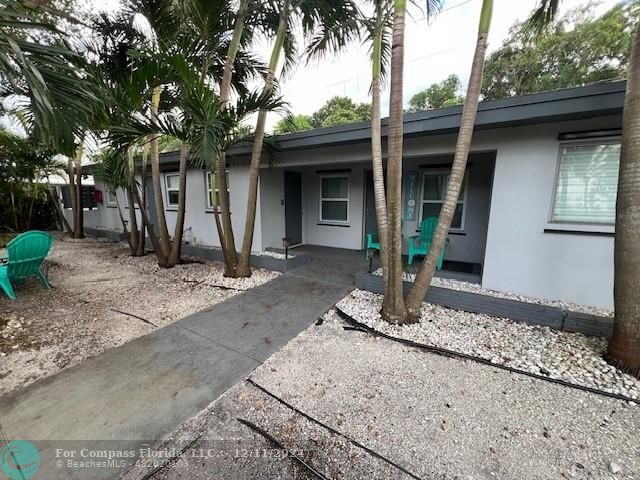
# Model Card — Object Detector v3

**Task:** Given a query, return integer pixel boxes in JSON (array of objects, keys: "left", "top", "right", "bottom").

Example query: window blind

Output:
[{"left": 551, "top": 143, "right": 620, "bottom": 224}]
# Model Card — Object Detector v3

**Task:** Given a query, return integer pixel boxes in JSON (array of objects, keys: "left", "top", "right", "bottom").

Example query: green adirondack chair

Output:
[
  {"left": 366, "top": 221, "right": 403, "bottom": 257},
  {"left": 407, "top": 217, "right": 448, "bottom": 269},
  {"left": 0, "top": 231, "right": 53, "bottom": 300},
  {"left": 366, "top": 232, "right": 380, "bottom": 257}
]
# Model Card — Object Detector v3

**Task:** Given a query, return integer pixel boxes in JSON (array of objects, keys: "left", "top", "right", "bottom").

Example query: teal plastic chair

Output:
[
  {"left": 0, "top": 231, "right": 53, "bottom": 300},
  {"left": 366, "top": 221, "right": 403, "bottom": 257},
  {"left": 366, "top": 233, "right": 380, "bottom": 257},
  {"left": 407, "top": 217, "right": 448, "bottom": 269}
]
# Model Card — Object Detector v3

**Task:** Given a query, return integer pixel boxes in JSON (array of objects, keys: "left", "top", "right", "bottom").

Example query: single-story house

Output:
[{"left": 68, "top": 80, "right": 626, "bottom": 310}]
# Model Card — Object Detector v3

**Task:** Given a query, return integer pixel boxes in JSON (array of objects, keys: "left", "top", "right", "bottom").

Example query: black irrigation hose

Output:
[
  {"left": 139, "top": 432, "right": 205, "bottom": 480},
  {"left": 246, "top": 379, "right": 424, "bottom": 480},
  {"left": 236, "top": 418, "right": 330, "bottom": 480},
  {"left": 110, "top": 308, "right": 158, "bottom": 328},
  {"left": 334, "top": 307, "right": 640, "bottom": 406}
]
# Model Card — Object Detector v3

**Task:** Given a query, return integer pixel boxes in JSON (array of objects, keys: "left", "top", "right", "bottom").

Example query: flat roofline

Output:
[{"left": 83, "top": 80, "right": 626, "bottom": 174}]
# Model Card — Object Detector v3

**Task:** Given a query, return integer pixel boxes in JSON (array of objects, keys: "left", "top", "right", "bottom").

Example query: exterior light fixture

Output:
[{"left": 282, "top": 237, "right": 291, "bottom": 260}]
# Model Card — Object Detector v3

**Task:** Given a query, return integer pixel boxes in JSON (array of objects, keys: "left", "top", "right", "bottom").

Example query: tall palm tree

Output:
[
  {"left": 93, "top": 149, "right": 138, "bottom": 252},
  {"left": 362, "top": 0, "right": 392, "bottom": 287},
  {"left": 404, "top": 0, "right": 494, "bottom": 321},
  {"left": 374, "top": 0, "right": 443, "bottom": 323},
  {"left": 610, "top": 24, "right": 640, "bottom": 376},
  {"left": 524, "top": 0, "right": 640, "bottom": 376},
  {"left": 235, "top": 0, "right": 360, "bottom": 277}
]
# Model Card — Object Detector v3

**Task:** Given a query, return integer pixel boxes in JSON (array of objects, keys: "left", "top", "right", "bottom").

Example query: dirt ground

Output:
[
  {"left": 123, "top": 310, "right": 639, "bottom": 480},
  {"left": 0, "top": 233, "right": 279, "bottom": 395}
]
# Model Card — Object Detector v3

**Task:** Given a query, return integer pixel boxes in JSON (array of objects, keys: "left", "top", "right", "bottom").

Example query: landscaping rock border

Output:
[{"left": 355, "top": 271, "right": 614, "bottom": 338}]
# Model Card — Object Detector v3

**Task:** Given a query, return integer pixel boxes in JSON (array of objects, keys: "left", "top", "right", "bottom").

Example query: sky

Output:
[
  {"left": 7, "top": 0, "right": 621, "bottom": 138},
  {"left": 246, "top": 0, "right": 620, "bottom": 129}
]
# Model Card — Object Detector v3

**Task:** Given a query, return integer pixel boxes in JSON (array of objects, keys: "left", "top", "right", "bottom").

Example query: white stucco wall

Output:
[
  {"left": 481, "top": 123, "right": 616, "bottom": 309},
  {"left": 78, "top": 114, "right": 620, "bottom": 309},
  {"left": 159, "top": 159, "right": 262, "bottom": 251}
]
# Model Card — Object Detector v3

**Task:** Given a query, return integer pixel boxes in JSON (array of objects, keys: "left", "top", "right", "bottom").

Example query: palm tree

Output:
[
  {"left": 404, "top": 0, "right": 493, "bottom": 321},
  {"left": 234, "top": 0, "right": 360, "bottom": 277},
  {"left": 93, "top": 149, "right": 137, "bottom": 251},
  {"left": 107, "top": 0, "right": 280, "bottom": 268},
  {"left": 524, "top": 0, "right": 640, "bottom": 377},
  {"left": 610, "top": 24, "right": 640, "bottom": 376},
  {"left": 0, "top": 0, "right": 97, "bottom": 156}
]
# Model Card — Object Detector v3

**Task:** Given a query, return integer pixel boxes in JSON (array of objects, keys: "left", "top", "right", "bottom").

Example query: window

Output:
[
  {"left": 106, "top": 189, "right": 118, "bottom": 206},
  {"left": 320, "top": 175, "right": 349, "bottom": 223},
  {"left": 205, "top": 171, "right": 229, "bottom": 210},
  {"left": 165, "top": 173, "right": 179, "bottom": 207},
  {"left": 61, "top": 185, "right": 97, "bottom": 209},
  {"left": 551, "top": 142, "right": 620, "bottom": 225},
  {"left": 420, "top": 172, "right": 466, "bottom": 230}
]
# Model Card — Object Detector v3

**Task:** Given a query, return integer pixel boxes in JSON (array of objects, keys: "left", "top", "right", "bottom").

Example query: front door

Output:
[
  {"left": 284, "top": 171, "right": 303, "bottom": 246},
  {"left": 364, "top": 170, "right": 377, "bottom": 247}
]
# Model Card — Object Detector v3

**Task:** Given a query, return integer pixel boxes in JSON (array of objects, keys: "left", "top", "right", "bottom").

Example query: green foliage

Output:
[
  {"left": 274, "top": 114, "right": 313, "bottom": 134},
  {"left": 92, "top": 148, "right": 129, "bottom": 193},
  {"left": 0, "top": 0, "right": 100, "bottom": 157},
  {"left": 408, "top": 74, "right": 464, "bottom": 112},
  {"left": 0, "top": 127, "right": 61, "bottom": 231},
  {"left": 311, "top": 96, "right": 372, "bottom": 128},
  {"left": 482, "top": 1, "right": 638, "bottom": 100}
]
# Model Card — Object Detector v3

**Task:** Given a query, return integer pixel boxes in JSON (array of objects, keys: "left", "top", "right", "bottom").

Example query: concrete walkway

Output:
[{"left": 0, "top": 271, "right": 350, "bottom": 479}]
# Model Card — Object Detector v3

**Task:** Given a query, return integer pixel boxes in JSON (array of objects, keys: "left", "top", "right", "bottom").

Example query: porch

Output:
[
  {"left": 283, "top": 245, "right": 482, "bottom": 287},
  {"left": 259, "top": 151, "right": 496, "bottom": 283}
]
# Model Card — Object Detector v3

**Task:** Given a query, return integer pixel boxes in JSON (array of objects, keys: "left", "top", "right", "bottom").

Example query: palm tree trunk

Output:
[
  {"left": 67, "top": 157, "right": 79, "bottom": 238},
  {"left": 381, "top": 0, "right": 408, "bottom": 324},
  {"left": 48, "top": 186, "right": 72, "bottom": 233},
  {"left": 137, "top": 143, "right": 149, "bottom": 256},
  {"left": 405, "top": 0, "right": 493, "bottom": 321},
  {"left": 370, "top": 16, "right": 389, "bottom": 284},
  {"left": 607, "top": 25, "right": 640, "bottom": 376},
  {"left": 114, "top": 192, "right": 129, "bottom": 238},
  {"left": 10, "top": 189, "right": 19, "bottom": 230},
  {"left": 132, "top": 182, "right": 163, "bottom": 259},
  {"left": 150, "top": 85, "right": 171, "bottom": 263},
  {"left": 236, "top": 13, "right": 288, "bottom": 277},
  {"left": 75, "top": 161, "right": 84, "bottom": 238},
  {"left": 126, "top": 187, "right": 140, "bottom": 255},
  {"left": 126, "top": 148, "right": 140, "bottom": 256},
  {"left": 168, "top": 144, "right": 189, "bottom": 266},
  {"left": 71, "top": 145, "right": 85, "bottom": 239},
  {"left": 213, "top": 0, "right": 250, "bottom": 277}
]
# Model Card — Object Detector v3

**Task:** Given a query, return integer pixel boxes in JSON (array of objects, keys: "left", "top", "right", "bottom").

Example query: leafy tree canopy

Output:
[
  {"left": 481, "top": 0, "right": 639, "bottom": 100},
  {"left": 275, "top": 114, "right": 313, "bottom": 134},
  {"left": 408, "top": 74, "right": 464, "bottom": 112},
  {"left": 275, "top": 96, "right": 372, "bottom": 134},
  {"left": 311, "top": 96, "right": 371, "bottom": 128}
]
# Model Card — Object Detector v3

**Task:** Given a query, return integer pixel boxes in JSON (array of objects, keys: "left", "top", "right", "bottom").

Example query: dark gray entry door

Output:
[
  {"left": 364, "top": 170, "right": 377, "bottom": 246},
  {"left": 284, "top": 171, "right": 303, "bottom": 246}
]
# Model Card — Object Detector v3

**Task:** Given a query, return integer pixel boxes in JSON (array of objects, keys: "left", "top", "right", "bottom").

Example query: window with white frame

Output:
[
  {"left": 319, "top": 175, "right": 349, "bottom": 223},
  {"left": 106, "top": 189, "right": 118, "bottom": 206},
  {"left": 205, "top": 171, "right": 229, "bottom": 210},
  {"left": 550, "top": 142, "right": 620, "bottom": 225},
  {"left": 165, "top": 173, "right": 180, "bottom": 207},
  {"left": 420, "top": 171, "right": 466, "bottom": 230}
]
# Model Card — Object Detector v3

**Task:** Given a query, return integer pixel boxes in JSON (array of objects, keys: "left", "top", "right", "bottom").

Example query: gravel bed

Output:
[
  {"left": 132, "top": 311, "right": 640, "bottom": 479},
  {"left": 337, "top": 289, "right": 639, "bottom": 400},
  {"left": 371, "top": 267, "right": 613, "bottom": 317},
  {"left": 0, "top": 233, "right": 279, "bottom": 395}
]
